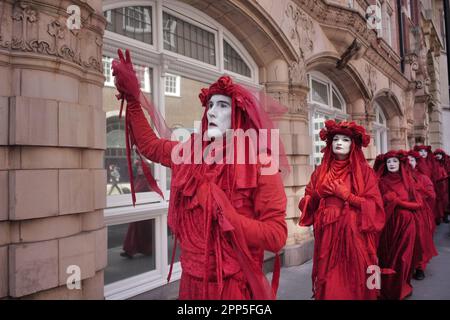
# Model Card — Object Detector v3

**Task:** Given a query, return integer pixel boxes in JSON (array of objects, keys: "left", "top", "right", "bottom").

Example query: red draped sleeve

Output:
[
  {"left": 219, "top": 171, "right": 288, "bottom": 253},
  {"left": 127, "top": 102, "right": 178, "bottom": 168},
  {"left": 298, "top": 168, "right": 320, "bottom": 227},
  {"left": 357, "top": 168, "right": 386, "bottom": 234}
]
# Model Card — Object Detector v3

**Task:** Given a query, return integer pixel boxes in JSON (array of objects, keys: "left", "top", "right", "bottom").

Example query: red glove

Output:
[
  {"left": 331, "top": 179, "right": 351, "bottom": 201},
  {"left": 112, "top": 49, "right": 141, "bottom": 105},
  {"left": 397, "top": 200, "right": 421, "bottom": 210},
  {"left": 317, "top": 181, "right": 334, "bottom": 198},
  {"left": 383, "top": 192, "right": 397, "bottom": 203}
]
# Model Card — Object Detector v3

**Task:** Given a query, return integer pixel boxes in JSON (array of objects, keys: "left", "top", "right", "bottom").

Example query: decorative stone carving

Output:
[
  {"left": 284, "top": 2, "right": 315, "bottom": 59},
  {"left": 11, "top": 2, "right": 39, "bottom": 50},
  {"left": 289, "top": 60, "right": 307, "bottom": 85},
  {"left": 365, "top": 63, "right": 377, "bottom": 95},
  {"left": 0, "top": 1, "right": 103, "bottom": 73}
]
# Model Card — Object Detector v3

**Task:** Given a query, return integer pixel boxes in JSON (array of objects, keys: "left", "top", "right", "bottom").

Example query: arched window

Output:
[
  {"left": 373, "top": 102, "right": 388, "bottom": 155},
  {"left": 101, "top": 0, "right": 259, "bottom": 299},
  {"left": 307, "top": 72, "right": 347, "bottom": 166}
]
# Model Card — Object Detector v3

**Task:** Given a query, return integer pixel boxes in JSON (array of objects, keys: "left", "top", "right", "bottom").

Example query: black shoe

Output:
[
  {"left": 413, "top": 269, "right": 425, "bottom": 280},
  {"left": 120, "top": 251, "right": 133, "bottom": 259},
  {"left": 444, "top": 215, "right": 449, "bottom": 224}
]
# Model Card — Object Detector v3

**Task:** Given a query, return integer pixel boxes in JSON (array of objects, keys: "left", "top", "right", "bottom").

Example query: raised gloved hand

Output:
[
  {"left": 331, "top": 179, "right": 351, "bottom": 201},
  {"left": 112, "top": 49, "right": 141, "bottom": 105}
]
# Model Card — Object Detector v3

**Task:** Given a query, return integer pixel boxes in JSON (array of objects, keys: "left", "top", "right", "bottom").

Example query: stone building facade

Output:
[{"left": 0, "top": 0, "right": 448, "bottom": 299}]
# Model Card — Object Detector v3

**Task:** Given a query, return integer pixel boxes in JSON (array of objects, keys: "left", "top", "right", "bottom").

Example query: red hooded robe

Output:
[
  {"left": 407, "top": 150, "right": 438, "bottom": 270},
  {"left": 414, "top": 145, "right": 448, "bottom": 224},
  {"left": 376, "top": 151, "right": 419, "bottom": 300},
  {"left": 298, "top": 120, "right": 385, "bottom": 300},
  {"left": 112, "top": 49, "right": 288, "bottom": 300},
  {"left": 433, "top": 149, "right": 449, "bottom": 221}
]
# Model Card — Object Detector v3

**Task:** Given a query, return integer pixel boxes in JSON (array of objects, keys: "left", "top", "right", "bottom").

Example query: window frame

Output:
[
  {"left": 307, "top": 72, "right": 348, "bottom": 166},
  {"left": 122, "top": 6, "right": 152, "bottom": 34},
  {"left": 164, "top": 73, "right": 181, "bottom": 97},
  {"left": 373, "top": 102, "right": 388, "bottom": 155},
  {"left": 102, "top": 0, "right": 259, "bottom": 300}
]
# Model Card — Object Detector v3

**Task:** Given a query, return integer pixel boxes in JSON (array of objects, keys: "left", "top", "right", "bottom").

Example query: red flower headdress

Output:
[
  {"left": 375, "top": 150, "right": 418, "bottom": 201},
  {"left": 319, "top": 120, "right": 371, "bottom": 148},
  {"left": 198, "top": 75, "right": 290, "bottom": 176},
  {"left": 413, "top": 145, "right": 432, "bottom": 153},
  {"left": 315, "top": 120, "right": 372, "bottom": 196},
  {"left": 434, "top": 148, "right": 448, "bottom": 156}
]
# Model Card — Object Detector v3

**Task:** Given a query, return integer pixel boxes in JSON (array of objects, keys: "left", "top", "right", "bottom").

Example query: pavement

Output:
[{"left": 268, "top": 223, "right": 450, "bottom": 300}]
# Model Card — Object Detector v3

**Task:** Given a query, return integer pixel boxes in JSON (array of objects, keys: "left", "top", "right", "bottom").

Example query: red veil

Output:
[{"left": 112, "top": 49, "right": 289, "bottom": 299}]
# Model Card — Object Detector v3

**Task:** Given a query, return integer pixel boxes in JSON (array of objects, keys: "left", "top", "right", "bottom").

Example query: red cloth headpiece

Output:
[{"left": 319, "top": 120, "right": 371, "bottom": 148}]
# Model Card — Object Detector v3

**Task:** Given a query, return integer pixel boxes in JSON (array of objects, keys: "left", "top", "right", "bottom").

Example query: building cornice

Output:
[{"left": 294, "top": 0, "right": 410, "bottom": 89}]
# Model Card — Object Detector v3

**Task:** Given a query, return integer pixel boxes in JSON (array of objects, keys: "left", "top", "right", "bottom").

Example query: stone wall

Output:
[{"left": 0, "top": 0, "right": 106, "bottom": 299}]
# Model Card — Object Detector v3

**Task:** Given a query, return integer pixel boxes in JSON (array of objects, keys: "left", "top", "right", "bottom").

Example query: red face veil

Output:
[
  {"left": 316, "top": 120, "right": 371, "bottom": 196},
  {"left": 198, "top": 76, "right": 290, "bottom": 177}
]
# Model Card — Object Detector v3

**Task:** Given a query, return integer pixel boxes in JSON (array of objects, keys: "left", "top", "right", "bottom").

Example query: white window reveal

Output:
[
  {"left": 164, "top": 73, "right": 180, "bottom": 97},
  {"left": 103, "top": 56, "right": 115, "bottom": 87},
  {"left": 308, "top": 72, "right": 347, "bottom": 166},
  {"left": 373, "top": 102, "right": 388, "bottom": 155}
]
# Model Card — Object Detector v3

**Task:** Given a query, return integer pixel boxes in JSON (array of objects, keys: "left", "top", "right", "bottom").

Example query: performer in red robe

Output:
[
  {"left": 121, "top": 161, "right": 153, "bottom": 259},
  {"left": 112, "top": 49, "right": 288, "bottom": 300},
  {"left": 433, "top": 149, "right": 449, "bottom": 224},
  {"left": 414, "top": 145, "right": 447, "bottom": 225},
  {"left": 298, "top": 120, "right": 385, "bottom": 300},
  {"left": 375, "top": 150, "right": 419, "bottom": 300},
  {"left": 407, "top": 151, "right": 438, "bottom": 280}
]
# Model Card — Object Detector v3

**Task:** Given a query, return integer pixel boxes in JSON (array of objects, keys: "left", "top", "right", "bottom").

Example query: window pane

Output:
[
  {"left": 223, "top": 40, "right": 251, "bottom": 77},
  {"left": 164, "top": 75, "right": 210, "bottom": 189},
  {"left": 105, "top": 220, "right": 156, "bottom": 285},
  {"left": 103, "top": 66, "right": 154, "bottom": 199},
  {"left": 332, "top": 89, "right": 342, "bottom": 110},
  {"left": 168, "top": 227, "right": 181, "bottom": 264},
  {"left": 311, "top": 79, "right": 329, "bottom": 105},
  {"left": 104, "top": 6, "right": 153, "bottom": 45},
  {"left": 312, "top": 112, "right": 327, "bottom": 166},
  {"left": 163, "top": 12, "right": 216, "bottom": 65}
]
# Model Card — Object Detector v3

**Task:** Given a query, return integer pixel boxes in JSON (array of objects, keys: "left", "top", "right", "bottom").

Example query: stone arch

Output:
[
  {"left": 373, "top": 89, "right": 405, "bottom": 149},
  {"left": 306, "top": 54, "right": 372, "bottom": 105},
  {"left": 373, "top": 89, "right": 403, "bottom": 119},
  {"left": 177, "top": 0, "right": 299, "bottom": 72}
]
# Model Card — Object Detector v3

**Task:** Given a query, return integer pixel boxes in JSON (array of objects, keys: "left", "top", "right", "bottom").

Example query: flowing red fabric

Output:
[
  {"left": 112, "top": 49, "right": 288, "bottom": 300},
  {"left": 298, "top": 120, "right": 385, "bottom": 300},
  {"left": 434, "top": 149, "right": 450, "bottom": 217},
  {"left": 432, "top": 149, "right": 449, "bottom": 223},
  {"left": 407, "top": 150, "right": 438, "bottom": 270},
  {"left": 413, "top": 145, "right": 434, "bottom": 178},
  {"left": 376, "top": 151, "right": 419, "bottom": 300}
]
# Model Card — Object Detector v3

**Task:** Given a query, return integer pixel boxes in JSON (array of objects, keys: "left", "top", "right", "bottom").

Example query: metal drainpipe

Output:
[
  {"left": 444, "top": 0, "right": 450, "bottom": 99},
  {"left": 397, "top": 0, "right": 405, "bottom": 73}
]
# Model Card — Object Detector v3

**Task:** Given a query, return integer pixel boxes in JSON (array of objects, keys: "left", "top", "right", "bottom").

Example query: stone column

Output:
[
  {"left": 264, "top": 59, "right": 314, "bottom": 266},
  {"left": 0, "top": 0, "right": 106, "bottom": 299}
]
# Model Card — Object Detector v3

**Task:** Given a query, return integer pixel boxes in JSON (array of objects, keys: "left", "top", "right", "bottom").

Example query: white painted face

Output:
[
  {"left": 436, "top": 153, "right": 443, "bottom": 160},
  {"left": 386, "top": 157, "right": 400, "bottom": 173},
  {"left": 332, "top": 134, "right": 352, "bottom": 157},
  {"left": 206, "top": 94, "right": 232, "bottom": 140},
  {"left": 408, "top": 155, "right": 417, "bottom": 169},
  {"left": 419, "top": 149, "right": 428, "bottom": 158}
]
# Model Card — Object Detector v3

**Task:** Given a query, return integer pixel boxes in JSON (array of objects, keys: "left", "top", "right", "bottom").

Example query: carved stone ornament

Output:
[
  {"left": 289, "top": 60, "right": 307, "bottom": 85},
  {"left": 0, "top": 1, "right": 102, "bottom": 73},
  {"left": 365, "top": 63, "right": 377, "bottom": 95},
  {"left": 285, "top": 2, "right": 315, "bottom": 59}
]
